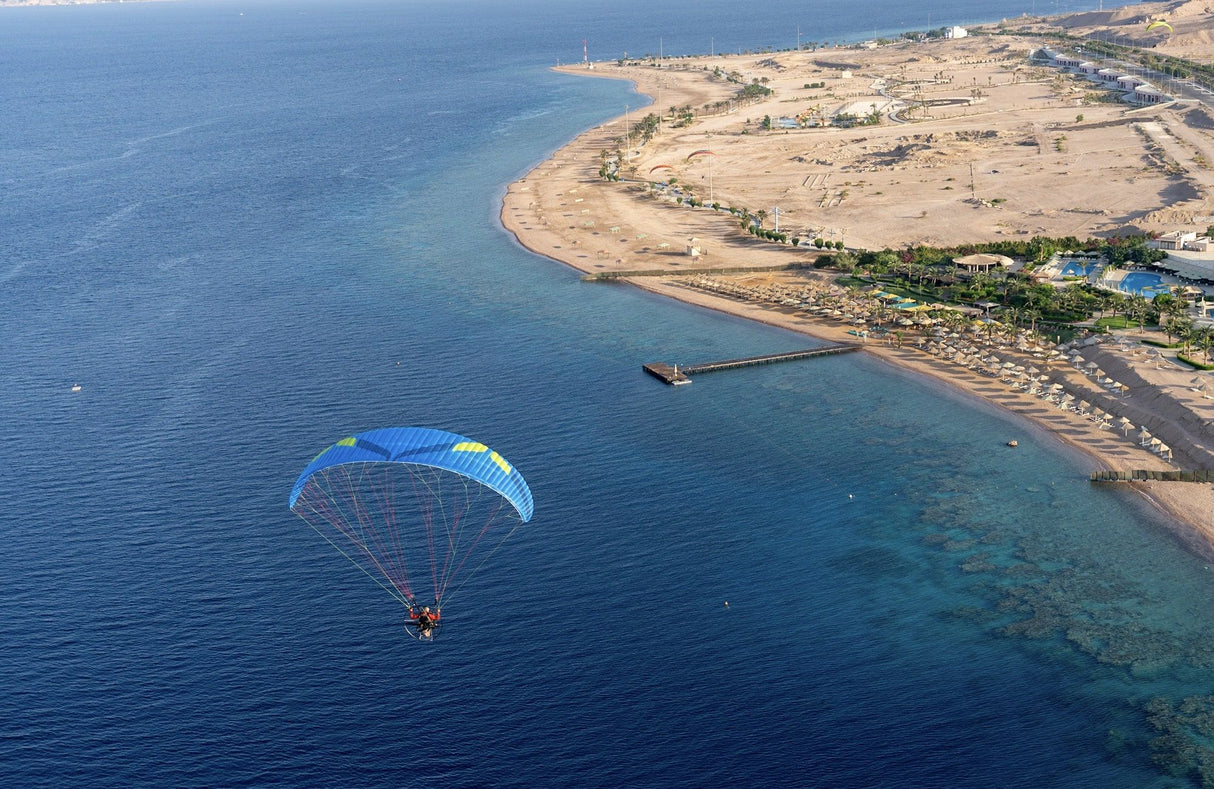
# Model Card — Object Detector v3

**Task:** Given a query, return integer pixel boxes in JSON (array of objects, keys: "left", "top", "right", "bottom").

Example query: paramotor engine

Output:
[{"left": 288, "top": 427, "right": 533, "bottom": 633}]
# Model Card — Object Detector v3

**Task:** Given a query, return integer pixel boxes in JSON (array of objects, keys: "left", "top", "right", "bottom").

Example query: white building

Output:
[
  {"left": 1133, "top": 84, "right": 1167, "bottom": 104},
  {"left": 944, "top": 26, "right": 968, "bottom": 39},
  {"left": 1156, "top": 231, "right": 1198, "bottom": 250}
]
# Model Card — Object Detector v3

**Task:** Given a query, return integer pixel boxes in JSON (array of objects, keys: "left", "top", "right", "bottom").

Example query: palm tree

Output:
[
  {"left": 872, "top": 299, "right": 889, "bottom": 330},
  {"left": 1179, "top": 322, "right": 1200, "bottom": 357},
  {"left": 1126, "top": 294, "right": 1149, "bottom": 333},
  {"left": 1101, "top": 290, "right": 1127, "bottom": 323},
  {"left": 1000, "top": 275, "right": 1028, "bottom": 306},
  {"left": 1166, "top": 294, "right": 1191, "bottom": 324},
  {"left": 832, "top": 250, "right": 857, "bottom": 273},
  {"left": 937, "top": 309, "right": 967, "bottom": 334},
  {"left": 1023, "top": 306, "right": 1042, "bottom": 335},
  {"left": 1195, "top": 326, "right": 1214, "bottom": 364},
  {"left": 1163, "top": 313, "right": 1193, "bottom": 345},
  {"left": 1026, "top": 283, "right": 1056, "bottom": 316},
  {"left": 1002, "top": 306, "right": 1024, "bottom": 335}
]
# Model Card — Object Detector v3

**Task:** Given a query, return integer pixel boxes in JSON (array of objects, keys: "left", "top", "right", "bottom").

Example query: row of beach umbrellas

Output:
[{"left": 691, "top": 278, "right": 1180, "bottom": 464}]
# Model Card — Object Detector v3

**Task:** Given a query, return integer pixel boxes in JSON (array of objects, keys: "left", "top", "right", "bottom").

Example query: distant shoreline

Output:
[
  {"left": 500, "top": 6, "right": 1214, "bottom": 553},
  {"left": 0, "top": 0, "right": 169, "bottom": 7}
]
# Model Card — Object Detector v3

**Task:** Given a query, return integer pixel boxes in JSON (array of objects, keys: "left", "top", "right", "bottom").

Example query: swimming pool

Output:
[
  {"left": 1119, "top": 271, "right": 1171, "bottom": 298},
  {"left": 1059, "top": 260, "right": 1098, "bottom": 277}
]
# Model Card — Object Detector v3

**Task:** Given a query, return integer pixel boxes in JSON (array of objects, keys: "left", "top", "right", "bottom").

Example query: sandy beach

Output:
[{"left": 501, "top": 1, "right": 1214, "bottom": 551}]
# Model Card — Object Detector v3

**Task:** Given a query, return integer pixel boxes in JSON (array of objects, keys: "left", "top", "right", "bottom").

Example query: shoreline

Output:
[{"left": 500, "top": 31, "right": 1214, "bottom": 553}]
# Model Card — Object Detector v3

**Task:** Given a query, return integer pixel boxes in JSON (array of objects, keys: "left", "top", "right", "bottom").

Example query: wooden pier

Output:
[{"left": 644, "top": 344, "right": 861, "bottom": 385}]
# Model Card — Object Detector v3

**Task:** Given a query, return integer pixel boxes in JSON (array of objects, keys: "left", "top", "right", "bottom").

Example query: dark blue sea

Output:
[{"left": 4, "top": 1, "right": 1213, "bottom": 786}]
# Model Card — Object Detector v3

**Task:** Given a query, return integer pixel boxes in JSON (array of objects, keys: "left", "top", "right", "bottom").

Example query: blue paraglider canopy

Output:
[
  {"left": 289, "top": 427, "right": 533, "bottom": 521},
  {"left": 288, "top": 427, "right": 533, "bottom": 617}
]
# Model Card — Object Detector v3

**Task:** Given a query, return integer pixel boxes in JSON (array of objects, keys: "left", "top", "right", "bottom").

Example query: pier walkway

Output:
[{"left": 644, "top": 344, "right": 861, "bottom": 385}]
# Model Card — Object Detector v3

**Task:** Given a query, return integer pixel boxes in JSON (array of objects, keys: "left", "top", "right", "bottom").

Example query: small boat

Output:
[
  {"left": 71, "top": 384, "right": 82, "bottom": 392},
  {"left": 1006, "top": 439, "right": 1018, "bottom": 447}
]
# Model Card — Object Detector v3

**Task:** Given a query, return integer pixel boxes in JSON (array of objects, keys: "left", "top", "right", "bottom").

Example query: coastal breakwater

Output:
[
  {"left": 1091, "top": 469, "right": 1214, "bottom": 482},
  {"left": 582, "top": 263, "right": 815, "bottom": 281}
]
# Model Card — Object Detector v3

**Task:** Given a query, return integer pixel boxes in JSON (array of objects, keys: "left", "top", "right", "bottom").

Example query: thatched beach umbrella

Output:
[{"left": 1119, "top": 416, "right": 1134, "bottom": 436}]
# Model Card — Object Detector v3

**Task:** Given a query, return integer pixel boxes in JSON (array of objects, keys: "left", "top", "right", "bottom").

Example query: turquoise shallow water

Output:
[{"left": 4, "top": 1, "right": 1213, "bottom": 786}]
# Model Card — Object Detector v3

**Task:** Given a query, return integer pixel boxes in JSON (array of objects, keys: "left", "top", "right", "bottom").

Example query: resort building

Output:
[
  {"left": 1132, "top": 84, "right": 1167, "bottom": 104},
  {"left": 1041, "top": 51, "right": 1171, "bottom": 105},
  {"left": 1155, "top": 231, "right": 1199, "bottom": 250},
  {"left": 954, "top": 253, "right": 1013, "bottom": 273}
]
